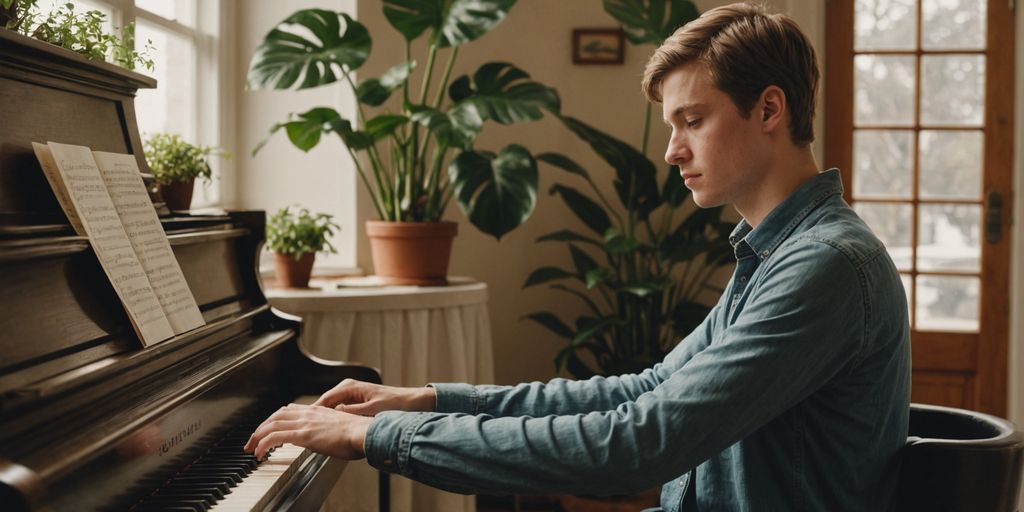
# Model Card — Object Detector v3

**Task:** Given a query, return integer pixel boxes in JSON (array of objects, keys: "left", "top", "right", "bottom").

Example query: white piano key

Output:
[{"left": 208, "top": 443, "right": 310, "bottom": 511}]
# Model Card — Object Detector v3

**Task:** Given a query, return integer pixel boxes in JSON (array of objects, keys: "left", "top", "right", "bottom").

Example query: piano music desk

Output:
[{"left": 266, "top": 276, "right": 494, "bottom": 512}]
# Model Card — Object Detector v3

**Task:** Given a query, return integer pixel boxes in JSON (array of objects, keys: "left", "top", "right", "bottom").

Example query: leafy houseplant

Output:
[
  {"left": 143, "top": 133, "right": 227, "bottom": 211},
  {"left": 523, "top": 0, "right": 735, "bottom": 381},
  {"left": 2, "top": 0, "right": 153, "bottom": 71},
  {"left": 266, "top": 206, "right": 340, "bottom": 288},
  {"left": 246, "top": 1, "right": 560, "bottom": 284}
]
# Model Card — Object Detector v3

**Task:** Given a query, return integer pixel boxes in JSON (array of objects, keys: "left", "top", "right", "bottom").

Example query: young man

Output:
[{"left": 246, "top": 4, "right": 911, "bottom": 510}]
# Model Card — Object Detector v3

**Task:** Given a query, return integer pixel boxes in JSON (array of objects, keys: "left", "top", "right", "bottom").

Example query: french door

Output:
[{"left": 825, "top": 0, "right": 1015, "bottom": 415}]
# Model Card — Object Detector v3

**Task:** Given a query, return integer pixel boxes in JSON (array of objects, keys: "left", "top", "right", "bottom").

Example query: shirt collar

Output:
[{"left": 728, "top": 169, "right": 844, "bottom": 260}]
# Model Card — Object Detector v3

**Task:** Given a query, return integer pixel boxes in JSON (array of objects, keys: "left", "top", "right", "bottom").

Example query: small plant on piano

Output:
[
  {"left": 144, "top": 132, "right": 229, "bottom": 211},
  {"left": 266, "top": 206, "right": 340, "bottom": 288},
  {"left": 1, "top": 0, "right": 154, "bottom": 71},
  {"left": 246, "top": 3, "right": 561, "bottom": 283}
]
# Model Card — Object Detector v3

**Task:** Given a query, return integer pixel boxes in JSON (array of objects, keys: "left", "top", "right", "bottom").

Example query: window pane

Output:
[
  {"left": 919, "top": 130, "right": 982, "bottom": 199},
  {"left": 920, "top": 55, "right": 985, "bottom": 126},
  {"left": 922, "top": 0, "right": 986, "bottom": 50},
  {"left": 137, "top": 0, "right": 196, "bottom": 28},
  {"left": 853, "top": 130, "right": 913, "bottom": 198},
  {"left": 917, "top": 204, "right": 981, "bottom": 272},
  {"left": 916, "top": 275, "right": 979, "bottom": 332},
  {"left": 32, "top": 0, "right": 113, "bottom": 32},
  {"left": 855, "top": 0, "right": 917, "bottom": 50},
  {"left": 135, "top": 21, "right": 196, "bottom": 140},
  {"left": 854, "top": 202, "right": 914, "bottom": 270},
  {"left": 855, "top": 55, "right": 916, "bottom": 126}
]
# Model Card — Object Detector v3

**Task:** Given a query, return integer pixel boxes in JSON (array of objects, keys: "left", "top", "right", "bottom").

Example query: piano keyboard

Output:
[{"left": 130, "top": 411, "right": 313, "bottom": 512}]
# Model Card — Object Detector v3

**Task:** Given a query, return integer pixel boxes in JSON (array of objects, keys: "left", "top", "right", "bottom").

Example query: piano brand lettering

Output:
[{"left": 160, "top": 421, "right": 203, "bottom": 456}]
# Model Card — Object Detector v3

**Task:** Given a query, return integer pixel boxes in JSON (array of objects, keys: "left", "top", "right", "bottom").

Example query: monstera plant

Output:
[
  {"left": 523, "top": 0, "right": 735, "bottom": 379},
  {"left": 247, "top": 1, "right": 559, "bottom": 284}
]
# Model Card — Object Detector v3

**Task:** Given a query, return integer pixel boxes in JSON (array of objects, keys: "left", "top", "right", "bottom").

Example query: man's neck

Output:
[{"left": 735, "top": 147, "right": 820, "bottom": 229}]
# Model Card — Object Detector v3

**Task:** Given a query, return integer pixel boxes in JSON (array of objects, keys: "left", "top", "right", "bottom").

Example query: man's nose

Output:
[{"left": 665, "top": 141, "right": 691, "bottom": 166}]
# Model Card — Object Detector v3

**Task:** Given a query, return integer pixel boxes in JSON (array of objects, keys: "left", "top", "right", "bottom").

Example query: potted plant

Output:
[
  {"left": 2, "top": 0, "right": 153, "bottom": 71},
  {"left": 266, "top": 206, "right": 340, "bottom": 288},
  {"left": 246, "top": 1, "right": 560, "bottom": 285},
  {"left": 143, "top": 132, "right": 226, "bottom": 211}
]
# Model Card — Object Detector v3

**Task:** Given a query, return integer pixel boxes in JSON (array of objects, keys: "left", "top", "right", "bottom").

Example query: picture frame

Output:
[{"left": 572, "top": 28, "right": 625, "bottom": 65}]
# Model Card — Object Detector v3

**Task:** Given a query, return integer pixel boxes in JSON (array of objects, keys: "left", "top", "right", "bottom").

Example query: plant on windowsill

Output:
[
  {"left": 143, "top": 133, "right": 228, "bottom": 211},
  {"left": 1, "top": 0, "right": 153, "bottom": 71},
  {"left": 246, "top": 1, "right": 560, "bottom": 286},
  {"left": 266, "top": 206, "right": 340, "bottom": 289}
]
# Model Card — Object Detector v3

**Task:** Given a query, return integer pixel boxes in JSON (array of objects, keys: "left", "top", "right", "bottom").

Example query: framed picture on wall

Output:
[{"left": 572, "top": 28, "right": 625, "bottom": 65}]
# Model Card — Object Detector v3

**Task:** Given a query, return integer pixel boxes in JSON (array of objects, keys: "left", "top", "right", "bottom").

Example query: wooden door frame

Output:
[{"left": 824, "top": 0, "right": 1015, "bottom": 416}]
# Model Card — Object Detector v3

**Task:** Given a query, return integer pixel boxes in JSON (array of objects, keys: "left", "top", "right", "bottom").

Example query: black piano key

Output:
[
  {"left": 171, "top": 475, "right": 238, "bottom": 488},
  {"left": 179, "top": 469, "right": 245, "bottom": 482},
  {"left": 150, "top": 488, "right": 220, "bottom": 504},
  {"left": 135, "top": 497, "right": 210, "bottom": 511},
  {"left": 164, "top": 479, "right": 232, "bottom": 495}
]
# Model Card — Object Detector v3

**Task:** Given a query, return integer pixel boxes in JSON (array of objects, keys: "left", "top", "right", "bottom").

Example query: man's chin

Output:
[{"left": 691, "top": 194, "right": 723, "bottom": 209}]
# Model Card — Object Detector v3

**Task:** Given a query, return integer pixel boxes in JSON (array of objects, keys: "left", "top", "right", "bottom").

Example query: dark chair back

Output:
[{"left": 897, "top": 403, "right": 1024, "bottom": 512}]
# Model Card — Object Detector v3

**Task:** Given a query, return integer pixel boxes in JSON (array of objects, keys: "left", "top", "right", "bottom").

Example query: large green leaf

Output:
[
  {"left": 364, "top": 114, "right": 409, "bottom": 140},
  {"left": 536, "top": 229, "right": 601, "bottom": 247},
  {"left": 247, "top": 10, "right": 370, "bottom": 90},
  {"left": 409, "top": 104, "right": 482, "bottom": 150},
  {"left": 383, "top": 0, "right": 517, "bottom": 47},
  {"left": 522, "top": 312, "right": 574, "bottom": 339},
  {"left": 356, "top": 61, "right": 415, "bottom": 106},
  {"left": 523, "top": 266, "right": 574, "bottom": 288},
  {"left": 560, "top": 116, "right": 661, "bottom": 220},
  {"left": 572, "top": 315, "right": 618, "bottom": 346},
  {"left": 549, "top": 184, "right": 611, "bottom": 236},
  {"left": 253, "top": 107, "right": 372, "bottom": 156},
  {"left": 449, "top": 144, "right": 538, "bottom": 240},
  {"left": 568, "top": 244, "right": 599, "bottom": 278},
  {"left": 662, "top": 165, "right": 689, "bottom": 207},
  {"left": 448, "top": 62, "right": 560, "bottom": 124},
  {"left": 603, "top": 0, "right": 700, "bottom": 46},
  {"left": 537, "top": 152, "right": 591, "bottom": 181}
]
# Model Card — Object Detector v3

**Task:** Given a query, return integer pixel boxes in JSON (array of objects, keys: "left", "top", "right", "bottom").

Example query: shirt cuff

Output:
[
  {"left": 428, "top": 382, "right": 481, "bottom": 414},
  {"left": 364, "top": 411, "right": 435, "bottom": 476}
]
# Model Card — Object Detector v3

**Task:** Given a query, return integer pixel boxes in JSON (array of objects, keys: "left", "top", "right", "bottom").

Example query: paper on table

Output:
[
  {"left": 93, "top": 150, "right": 205, "bottom": 335},
  {"left": 32, "top": 142, "right": 86, "bottom": 235},
  {"left": 44, "top": 142, "right": 175, "bottom": 346}
]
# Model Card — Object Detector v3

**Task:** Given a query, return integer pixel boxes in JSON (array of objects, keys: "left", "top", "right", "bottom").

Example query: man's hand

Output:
[
  {"left": 312, "top": 379, "right": 436, "bottom": 416},
  {"left": 244, "top": 404, "right": 372, "bottom": 460}
]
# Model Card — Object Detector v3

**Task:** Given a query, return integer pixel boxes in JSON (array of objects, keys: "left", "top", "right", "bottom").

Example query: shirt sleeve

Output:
[
  {"left": 428, "top": 301, "right": 724, "bottom": 417},
  {"left": 365, "top": 240, "right": 865, "bottom": 496}
]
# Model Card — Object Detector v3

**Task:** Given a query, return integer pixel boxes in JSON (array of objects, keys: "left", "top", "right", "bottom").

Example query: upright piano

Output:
[{"left": 0, "top": 28, "right": 366, "bottom": 511}]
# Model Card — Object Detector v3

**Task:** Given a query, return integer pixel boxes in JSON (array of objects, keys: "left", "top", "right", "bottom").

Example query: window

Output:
[
  {"left": 33, "top": 0, "right": 224, "bottom": 207},
  {"left": 826, "top": 0, "right": 1016, "bottom": 414}
]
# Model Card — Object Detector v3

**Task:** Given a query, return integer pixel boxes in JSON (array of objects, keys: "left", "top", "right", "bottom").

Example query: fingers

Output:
[
  {"left": 313, "top": 379, "right": 362, "bottom": 408},
  {"left": 244, "top": 403, "right": 309, "bottom": 454},
  {"left": 253, "top": 430, "right": 300, "bottom": 460}
]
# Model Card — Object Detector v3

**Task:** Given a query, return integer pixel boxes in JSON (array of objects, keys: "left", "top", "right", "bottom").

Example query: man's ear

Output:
[{"left": 760, "top": 85, "right": 786, "bottom": 133}]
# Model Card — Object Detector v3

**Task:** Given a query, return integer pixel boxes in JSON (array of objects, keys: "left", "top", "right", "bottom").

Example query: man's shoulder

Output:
[{"left": 779, "top": 203, "right": 888, "bottom": 272}]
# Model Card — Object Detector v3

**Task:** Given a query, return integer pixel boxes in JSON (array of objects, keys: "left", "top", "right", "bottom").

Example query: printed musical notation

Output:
[{"left": 32, "top": 142, "right": 206, "bottom": 346}]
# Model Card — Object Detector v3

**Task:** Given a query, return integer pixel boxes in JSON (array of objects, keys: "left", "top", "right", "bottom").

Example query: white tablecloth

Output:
[{"left": 267, "top": 277, "right": 493, "bottom": 512}]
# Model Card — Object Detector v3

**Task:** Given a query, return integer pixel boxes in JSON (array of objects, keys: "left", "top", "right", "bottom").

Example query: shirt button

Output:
[
  {"left": 762, "top": 250, "right": 770, "bottom": 258},
  {"left": 680, "top": 480, "right": 686, "bottom": 487},
  {"left": 739, "top": 275, "right": 748, "bottom": 283}
]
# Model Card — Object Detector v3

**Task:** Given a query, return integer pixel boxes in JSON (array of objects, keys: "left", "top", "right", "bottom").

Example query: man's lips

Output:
[{"left": 681, "top": 172, "right": 702, "bottom": 185}]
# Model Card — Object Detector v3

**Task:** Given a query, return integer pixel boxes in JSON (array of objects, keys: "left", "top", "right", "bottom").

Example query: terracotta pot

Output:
[
  {"left": 159, "top": 178, "right": 195, "bottom": 211},
  {"left": 366, "top": 220, "right": 457, "bottom": 286},
  {"left": 274, "top": 251, "right": 316, "bottom": 288}
]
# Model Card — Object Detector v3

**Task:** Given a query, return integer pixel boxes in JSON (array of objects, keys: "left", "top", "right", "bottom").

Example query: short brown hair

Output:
[{"left": 642, "top": 3, "right": 819, "bottom": 146}]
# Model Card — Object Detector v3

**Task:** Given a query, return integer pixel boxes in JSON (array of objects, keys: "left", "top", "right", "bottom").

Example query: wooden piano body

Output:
[{"left": 0, "top": 28, "right": 364, "bottom": 511}]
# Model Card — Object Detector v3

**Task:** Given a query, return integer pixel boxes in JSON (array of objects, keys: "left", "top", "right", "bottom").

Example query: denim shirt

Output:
[{"left": 364, "top": 169, "right": 911, "bottom": 512}]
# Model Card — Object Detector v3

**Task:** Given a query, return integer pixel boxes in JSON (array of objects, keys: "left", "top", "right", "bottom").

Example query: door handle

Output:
[{"left": 985, "top": 191, "right": 1003, "bottom": 244}]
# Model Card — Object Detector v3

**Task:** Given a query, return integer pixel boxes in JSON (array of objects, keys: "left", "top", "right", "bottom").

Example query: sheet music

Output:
[
  {"left": 93, "top": 151, "right": 205, "bottom": 335},
  {"left": 32, "top": 142, "right": 86, "bottom": 236},
  {"left": 44, "top": 142, "right": 174, "bottom": 346}
]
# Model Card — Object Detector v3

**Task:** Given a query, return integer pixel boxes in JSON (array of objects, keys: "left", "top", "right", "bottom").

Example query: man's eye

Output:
[{"left": 686, "top": 119, "right": 701, "bottom": 128}]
